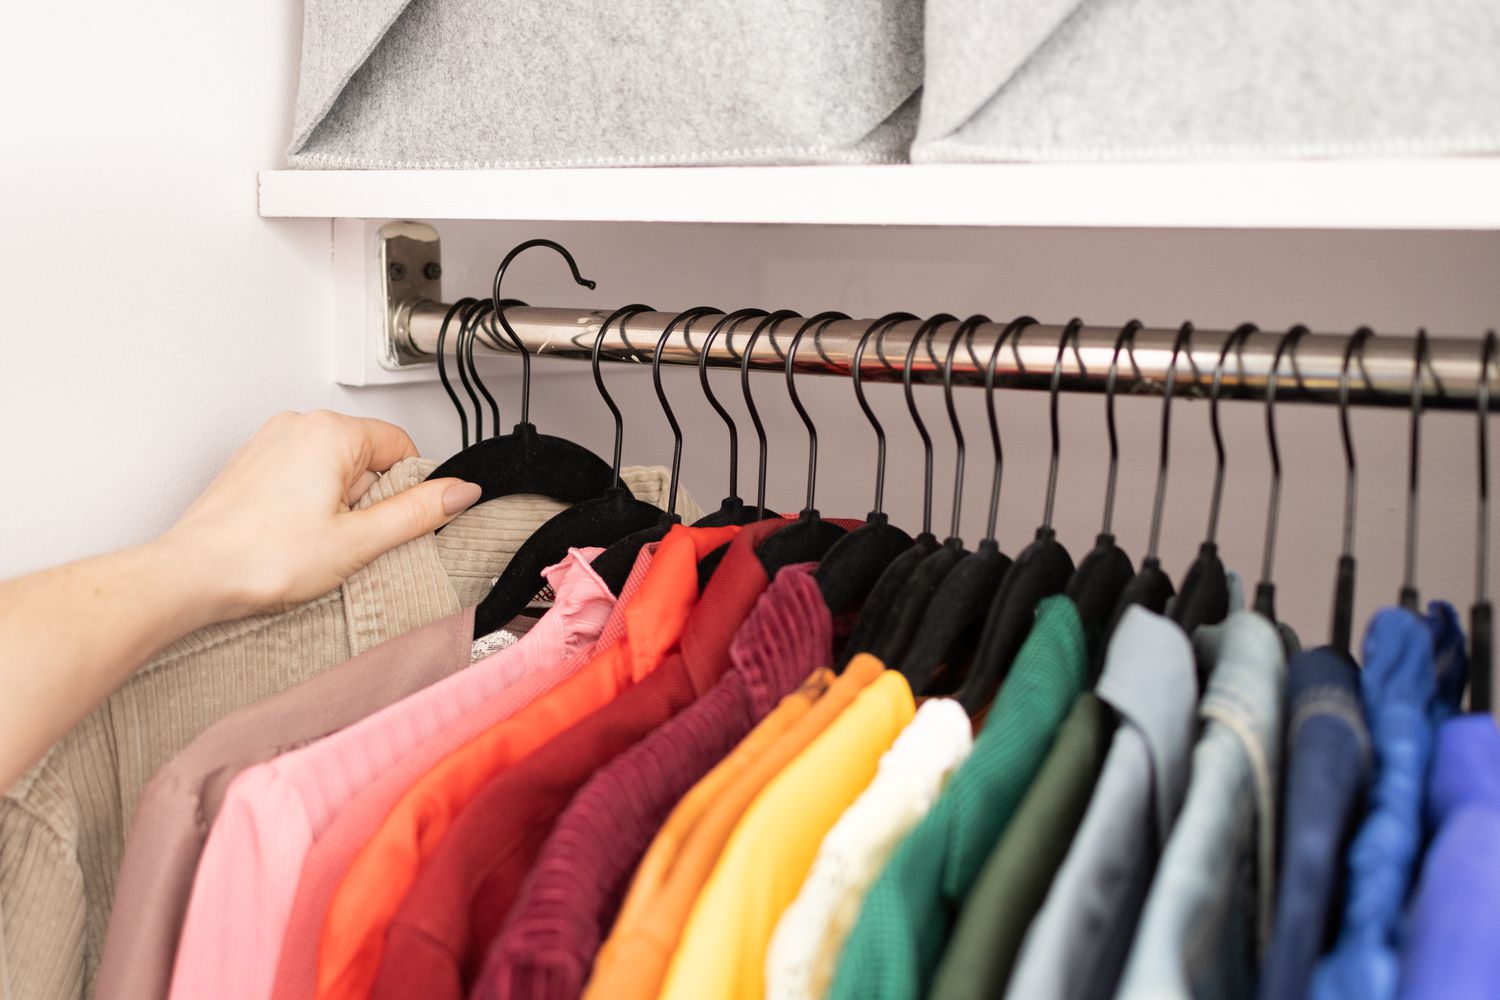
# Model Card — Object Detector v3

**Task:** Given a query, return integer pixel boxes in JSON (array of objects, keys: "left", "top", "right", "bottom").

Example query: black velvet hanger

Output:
[
  {"left": 840, "top": 314, "right": 958, "bottom": 665},
  {"left": 1250, "top": 325, "right": 1313, "bottom": 623},
  {"left": 1393, "top": 328, "right": 1442, "bottom": 615},
  {"left": 586, "top": 306, "right": 726, "bottom": 592},
  {"left": 693, "top": 310, "right": 805, "bottom": 588},
  {"left": 471, "top": 304, "right": 673, "bottom": 635},
  {"left": 425, "top": 240, "right": 615, "bottom": 508},
  {"left": 953, "top": 316, "right": 1078, "bottom": 715},
  {"left": 691, "top": 308, "right": 782, "bottom": 528},
  {"left": 1469, "top": 331, "right": 1495, "bottom": 712},
  {"left": 1328, "top": 328, "right": 1373, "bottom": 658},
  {"left": 752, "top": 312, "right": 853, "bottom": 577},
  {"left": 1171, "top": 324, "right": 1256, "bottom": 638},
  {"left": 1049, "top": 321, "right": 1133, "bottom": 660},
  {"left": 1103, "top": 322, "right": 1198, "bottom": 640},
  {"left": 815, "top": 313, "right": 921, "bottom": 615},
  {"left": 898, "top": 316, "right": 1020, "bottom": 692}
]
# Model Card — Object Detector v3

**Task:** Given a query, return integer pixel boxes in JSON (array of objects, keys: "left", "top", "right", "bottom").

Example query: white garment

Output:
[{"left": 764, "top": 698, "right": 973, "bottom": 1000}]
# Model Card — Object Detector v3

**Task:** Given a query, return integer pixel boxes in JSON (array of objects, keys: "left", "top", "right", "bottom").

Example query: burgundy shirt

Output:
[
  {"left": 475, "top": 562, "right": 835, "bottom": 1000},
  {"left": 368, "top": 518, "right": 790, "bottom": 1000}
]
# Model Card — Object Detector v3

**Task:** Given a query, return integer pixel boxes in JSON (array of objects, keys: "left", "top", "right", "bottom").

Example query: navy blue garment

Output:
[
  {"left": 1398, "top": 713, "right": 1500, "bottom": 1000},
  {"left": 1259, "top": 647, "right": 1371, "bottom": 1000},
  {"left": 1313, "top": 603, "right": 1467, "bottom": 1000}
]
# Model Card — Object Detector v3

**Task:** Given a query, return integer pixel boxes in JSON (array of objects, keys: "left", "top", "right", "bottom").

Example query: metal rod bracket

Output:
[{"left": 379, "top": 221, "right": 444, "bottom": 370}]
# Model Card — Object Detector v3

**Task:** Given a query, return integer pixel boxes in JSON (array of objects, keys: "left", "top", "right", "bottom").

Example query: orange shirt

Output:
[
  {"left": 583, "top": 655, "right": 885, "bottom": 1000},
  {"left": 314, "top": 524, "right": 738, "bottom": 1000}
]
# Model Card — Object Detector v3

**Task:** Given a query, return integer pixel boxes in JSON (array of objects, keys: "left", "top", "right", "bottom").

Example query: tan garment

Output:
[{"left": 0, "top": 458, "right": 699, "bottom": 1000}]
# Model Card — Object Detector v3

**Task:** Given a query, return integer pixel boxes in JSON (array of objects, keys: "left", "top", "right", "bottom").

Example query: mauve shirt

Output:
[
  {"left": 477, "top": 561, "right": 835, "bottom": 1000},
  {"left": 367, "top": 518, "right": 790, "bottom": 1000},
  {"left": 268, "top": 544, "right": 657, "bottom": 1000},
  {"left": 163, "top": 549, "right": 613, "bottom": 1000}
]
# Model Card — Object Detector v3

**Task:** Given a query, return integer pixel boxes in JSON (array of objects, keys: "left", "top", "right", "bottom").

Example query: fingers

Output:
[
  {"left": 340, "top": 478, "right": 481, "bottom": 567},
  {"left": 344, "top": 470, "right": 380, "bottom": 508},
  {"left": 341, "top": 415, "right": 421, "bottom": 474}
]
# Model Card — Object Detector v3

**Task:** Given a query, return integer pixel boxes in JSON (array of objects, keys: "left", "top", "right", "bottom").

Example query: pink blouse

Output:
[{"left": 167, "top": 548, "right": 614, "bottom": 1000}]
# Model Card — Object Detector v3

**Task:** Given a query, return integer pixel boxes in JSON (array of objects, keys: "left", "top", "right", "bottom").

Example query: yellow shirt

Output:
[{"left": 658, "top": 663, "right": 915, "bottom": 1000}]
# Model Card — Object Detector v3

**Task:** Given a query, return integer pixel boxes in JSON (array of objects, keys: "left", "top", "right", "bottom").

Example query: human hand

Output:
[{"left": 158, "top": 410, "right": 481, "bottom": 619}]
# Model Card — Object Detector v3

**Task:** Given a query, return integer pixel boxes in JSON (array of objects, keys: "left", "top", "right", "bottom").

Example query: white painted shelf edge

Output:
[{"left": 260, "top": 159, "right": 1500, "bottom": 230}]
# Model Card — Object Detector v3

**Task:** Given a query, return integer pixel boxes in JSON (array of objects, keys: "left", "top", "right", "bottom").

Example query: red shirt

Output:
[
  {"left": 475, "top": 561, "right": 835, "bottom": 1000},
  {"left": 369, "top": 518, "right": 790, "bottom": 1000}
]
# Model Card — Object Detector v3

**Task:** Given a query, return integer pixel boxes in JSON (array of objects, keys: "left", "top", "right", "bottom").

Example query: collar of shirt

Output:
[{"left": 1096, "top": 606, "right": 1198, "bottom": 839}]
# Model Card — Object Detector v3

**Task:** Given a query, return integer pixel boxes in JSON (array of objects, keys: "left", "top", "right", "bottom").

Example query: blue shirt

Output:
[
  {"left": 1313, "top": 602, "right": 1467, "bottom": 1000},
  {"left": 1259, "top": 647, "right": 1371, "bottom": 1000},
  {"left": 1397, "top": 713, "right": 1500, "bottom": 1000}
]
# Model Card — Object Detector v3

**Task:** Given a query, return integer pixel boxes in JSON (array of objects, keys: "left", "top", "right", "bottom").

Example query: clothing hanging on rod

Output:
[{"left": 23, "top": 240, "right": 1495, "bottom": 1000}]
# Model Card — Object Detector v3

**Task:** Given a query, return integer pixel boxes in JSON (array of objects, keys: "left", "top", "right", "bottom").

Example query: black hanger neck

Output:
[
  {"left": 1104, "top": 555, "right": 1176, "bottom": 641},
  {"left": 865, "top": 538, "right": 969, "bottom": 667},
  {"left": 838, "top": 532, "right": 941, "bottom": 667},
  {"left": 1171, "top": 540, "right": 1230, "bottom": 635},
  {"left": 756, "top": 508, "right": 847, "bottom": 578},
  {"left": 1066, "top": 531, "right": 1135, "bottom": 662},
  {"left": 692, "top": 495, "right": 771, "bottom": 528},
  {"left": 899, "top": 538, "right": 1013, "bottom": 695}
]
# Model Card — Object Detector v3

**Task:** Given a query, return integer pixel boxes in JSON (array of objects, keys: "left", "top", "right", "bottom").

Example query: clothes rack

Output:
[{"left": 391, "top": 302, "right": 1495, "bottom": 409}]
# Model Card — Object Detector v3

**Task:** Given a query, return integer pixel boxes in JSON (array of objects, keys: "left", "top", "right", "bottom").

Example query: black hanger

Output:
[
  {"left": 815, "top": 313, "right": 921, "bottom": 614},
  {"left": 1171, "top": 324, "right": 1257, "bottom": 635},
  {"left": 1063, "top": 321, "right": 1137, "bottom": 656},
  {"left": 587, "top": 306, "right": 723, "bottom": 588},
  {"left": 1104, "top": 322, "right": 1198, "bottom": 636},
  {"left": 1397, "top": 328, "right": 1445, "bottom": 612},
  {"left": 435, "top": 297, "right": 483, "bottom": 449},
  {"left": 426, "top": 240, "right": 615, "bottom": 507},
  {"left": 955, "top": 317, "right": 1079, "bottom": 715},
  {"left": 755, "top": 312, "right": 856, "bottom": 576},
  {"left": 1329, "top": 328, "right": 1374, "bottom": 657},
  {"left": 691, "top": 308, "right": 777, "bottom": 527},
  {"left": 693, "top": 310, "right": 804, "bottom": 586},
  {"left": 900, "top": 315, "right": 1031, "bottom": 692},
  {"left": 1470, "top": 331, "right": 1496, "bottom": 712},
  {"left": 471, "top": 304, "right": 673, "bottom": 634},
  {"left": 838, "top": 314, "right": 958, "bottom": 665},
  {"left": 1249, "top": 325, "right": 1311, "bottom": 621}
]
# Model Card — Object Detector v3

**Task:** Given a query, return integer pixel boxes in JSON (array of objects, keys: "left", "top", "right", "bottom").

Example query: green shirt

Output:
[
  {"left": 828, "top": 595, "right": 1089, "bottom": 1000},
  {"left": 928, "top": 691, "right": 1113, "bottom": 1000}
]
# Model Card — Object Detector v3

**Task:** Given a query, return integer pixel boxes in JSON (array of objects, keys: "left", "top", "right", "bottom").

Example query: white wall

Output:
[{"left": 3, "top": 0, "right": 1499, "bottom": 649}]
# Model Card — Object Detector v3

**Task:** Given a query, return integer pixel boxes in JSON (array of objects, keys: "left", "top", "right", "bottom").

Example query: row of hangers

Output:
[{"left": 423, "top": 239, "right": 1496, "bottom": 713}]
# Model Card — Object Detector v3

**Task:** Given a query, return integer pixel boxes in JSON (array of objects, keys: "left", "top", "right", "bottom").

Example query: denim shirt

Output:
[
  {"left": 1259, "top": 647, "right": 1371, "bottom": 1000},
  {"left": 1003, "top": 606, "right": 1198, "bottom": 1000},
  {"left": 1115, "top": 610, "right": 1290, "bottom": 1000},
  {"left": 1398, "top": 713, "right": 1500, "bottom": 1000},
  {"left": 1313, "top": 602, "right": 1467, "bottom": 1000}
]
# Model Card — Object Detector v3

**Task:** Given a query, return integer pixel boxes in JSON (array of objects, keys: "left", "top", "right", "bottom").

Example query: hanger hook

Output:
[
  {"left": 785, "top": 311, "right": 850, "bottom": 514},
  {"left": 1042, "top": 319, "right": 1086, "bottom": 532},
  {"left": 1205, "top": 323, "right": 1257, "bottom": 545},
  {"left": 1254, "top": 324, "right": 1310, "bottom": 619},
  {"left": 741, "top": 310, "right": 803, "bottom": 519},
  {"left": 904, "top": 314, "right": 959, "bottom": 537},
  {"left": 699, "top": 308, "right": 770, "bottom": 505},
  {"left": 978, "top": 316, "right": 1037, "bottom": 542},
  {"left": 459, "top": 300, "right": 496, "bottom": 440},
  {"left": 1145, "top": 322, "right": 1199, "bottom": 562},
  {"left": 652, "top": 307, "right": 721, "bottom": 520},
  {"left": 1339, "top": 328, "right": 1376, "bottom": 562},
  {"left": 1478, "top": 331, "right": 1495, "bottom": 609},
  {"left": 1400, "top": 327, "right": 1445, "bottom": 610},
  {"left": 941, "top": 316, "right": 990, "bottom": 540},
  {"left": 490, "top": 239, "right": 596, "bottom": 428},
  {"left": 464, "top": 299, "right": 530, "bottom": 441},
  {"left": 853, "top": 312, "right": 919, "bottom": 517},
  {"left": 1103, "top": 320, "right": 1144, "bottom": 537},
  {"left": 436, "top": 298, "right": 480, "bottom": 449},
  {"left": 591, "top": 303, "right": 655, "bottom": 488}
]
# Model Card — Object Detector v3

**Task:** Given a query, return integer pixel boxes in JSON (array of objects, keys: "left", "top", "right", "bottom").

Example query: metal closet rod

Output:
[{"left": 396, "top": 301, "right": 1495, "bottom": 410}]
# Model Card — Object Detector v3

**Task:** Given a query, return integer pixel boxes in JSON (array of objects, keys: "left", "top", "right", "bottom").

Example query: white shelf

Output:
[{"left": 258, "top": 159, "right": 1500, "bottom": 230}]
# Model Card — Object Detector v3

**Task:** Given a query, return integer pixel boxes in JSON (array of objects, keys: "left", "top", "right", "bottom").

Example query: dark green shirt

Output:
[
  {"left": 828, "top": 595, "right": 1089, "bottom": 1000},
  {"left": 928, "top": 691, "right": 1113, "bottom": 1000}
]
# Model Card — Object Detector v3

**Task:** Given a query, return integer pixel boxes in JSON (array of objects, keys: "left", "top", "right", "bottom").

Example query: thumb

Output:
[{"left": 341, "top": 478, "right": 482, "bottom": 564}]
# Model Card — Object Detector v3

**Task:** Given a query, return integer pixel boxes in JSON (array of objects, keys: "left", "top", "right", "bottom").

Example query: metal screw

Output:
[
  {"left": 387, "top": 262, "right": 408, "bottom": 282},
  {"left": 423, "top": 262, "right": 443, "bottom": 281}
]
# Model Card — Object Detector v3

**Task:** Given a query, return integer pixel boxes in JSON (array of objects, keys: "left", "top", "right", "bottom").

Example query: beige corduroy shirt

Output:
[{"left": 0, "top": 458, "right": 700, "bottom": 1000}]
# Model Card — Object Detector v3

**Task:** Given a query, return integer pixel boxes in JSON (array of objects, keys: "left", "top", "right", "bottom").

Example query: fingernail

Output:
[{"left": 443, "top": 482, "right": 483, "bottom": 516}]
